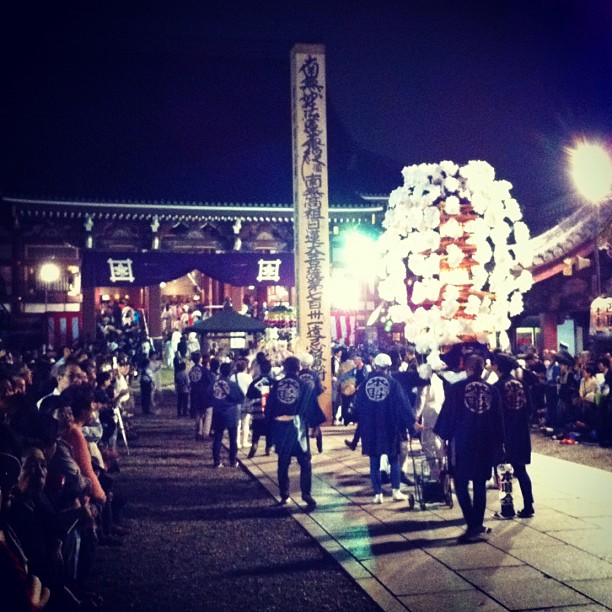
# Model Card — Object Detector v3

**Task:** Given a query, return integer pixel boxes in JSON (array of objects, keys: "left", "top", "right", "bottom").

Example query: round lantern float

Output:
[
  {"left": 375, "top": 160, "right": 533, "bottom": 368},
  {"left": 263, "top": 305, "right": 297, "bottom": 341}
]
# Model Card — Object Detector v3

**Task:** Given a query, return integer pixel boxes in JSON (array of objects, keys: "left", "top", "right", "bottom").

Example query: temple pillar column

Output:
[
  {"left": 291, "top": 44, "right": 332, "bottom": 422},
  {"left": 229, "top": 285, "right": 243, "bottom": 312},
  {"left": 222, "top": 283, "right": 230, "bottom": 303},
  {"left": 212, "top": 279, "right": 223, "bottom": 307},
  {"left": 82, "top": 286, "right": 97, "bottom": 343},
  {"left": 541, "top": 311, "right": 558, "bottom": 352},
  {"left": 147, "top": 284, "right": 162, "bottom": 340}
]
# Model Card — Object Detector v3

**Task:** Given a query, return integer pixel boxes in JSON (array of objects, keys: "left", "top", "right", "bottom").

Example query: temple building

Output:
[
  {"left": 1, "top": 188, "right": 610, "bottom": 354},
  {"left": 518, "top": 202, "right": 612, "bottom": 354},
  {"left": 0, "top": 146, "right": 391, "bottom": 351}
]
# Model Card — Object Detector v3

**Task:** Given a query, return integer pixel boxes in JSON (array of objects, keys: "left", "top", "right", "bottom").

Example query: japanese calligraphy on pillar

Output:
[{"left": 291, "top": 44, "right": 332, "bottom": 422}]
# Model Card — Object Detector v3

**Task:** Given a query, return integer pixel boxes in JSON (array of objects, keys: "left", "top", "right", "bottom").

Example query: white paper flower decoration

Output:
[
  {"left": 444, "top": 195, "right": 461, "bottom": 215},
  {"left": 446, "top": 243, "right": 465, "bottom": 268},
  {"left": 375, "top": 160, "right": 532, "bottom": 355}
]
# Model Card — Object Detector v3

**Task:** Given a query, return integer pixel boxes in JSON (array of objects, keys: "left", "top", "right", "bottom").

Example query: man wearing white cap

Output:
[{"left": 354, "top": 352, "right": 417, "bottom": 503}]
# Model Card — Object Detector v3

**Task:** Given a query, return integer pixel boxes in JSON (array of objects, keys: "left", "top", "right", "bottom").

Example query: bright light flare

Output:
[
  {"left": 568, "top": 140, "right": 612, "bottom": 203},
  {"left": 342, "top": 230, "right": 378, "bottom": 277},
  {"left": 330, "top": 273, "right": 361, "bottom": 310},
  {"left": 39, "top": 262, "right": 61, "bottom": 284}
]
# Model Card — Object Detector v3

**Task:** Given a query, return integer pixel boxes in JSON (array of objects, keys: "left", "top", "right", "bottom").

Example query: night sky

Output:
[{"left": 3, "top": 1, "right": 611, "bottom": 234}]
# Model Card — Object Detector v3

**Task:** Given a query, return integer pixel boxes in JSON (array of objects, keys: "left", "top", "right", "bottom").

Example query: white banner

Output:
[{"left": 590, "top": 296, "right": 612, "bottom": 337}]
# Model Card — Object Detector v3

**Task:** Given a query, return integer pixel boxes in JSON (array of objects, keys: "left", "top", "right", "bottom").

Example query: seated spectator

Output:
[
  {"left": 0, "top": 374, "right": 22, "bottom": 457},
  {"left": 46, "top": 403, "right": 97, "bottom": 585},
  {"left": 60, "top": 386, "right": 106, "bottom": 505},
  {"left": 574, "top": 363, "right": 599, "bottom": 440},
  {"left": 47, "top": 405, "right": 92, "bottom": 510},
  {"left": 0, "top": 450, "right": 51, "bottom": 612},
  {"left": 596, "top": 356, "right": 612, "bottom": 446},
  {"left": 94, "top": 372, "right": 116, "bottom": 450},
  {"left": 9, "top": 446, "right": 100, "bottom": 611},
  {"left": 38, "top": 363, "right": 86, "bottom": 416}
]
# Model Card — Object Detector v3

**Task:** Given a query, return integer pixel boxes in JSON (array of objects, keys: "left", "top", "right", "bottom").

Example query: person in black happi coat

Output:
[
  {"left": 245, "top": 360, "right": 273, "bottom": 458},
  {"left": 492, "top": 352, "right": 534, "bottom": 518},
  {"left": 267, "top": 356, "right": 326, "bottom": 509},
  {"left": 189, "top": 352, "right": 214, "bottom": 440},
  {"left": 354, "top": 353, "right": 416, "bottom": 504},
  {"left": 205, "top": 362, "right": 244, "bottom": 468},
  {"left": 434, "top": 353, "right": 504, "bottom": 542},
  {"left": 298, "top": 352, "right": 325, "bottom": 453}
]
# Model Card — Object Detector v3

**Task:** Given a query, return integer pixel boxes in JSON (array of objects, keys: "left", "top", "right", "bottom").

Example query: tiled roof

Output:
[{"left": 528, "top": 200, "right": 612, "bottom": 279}]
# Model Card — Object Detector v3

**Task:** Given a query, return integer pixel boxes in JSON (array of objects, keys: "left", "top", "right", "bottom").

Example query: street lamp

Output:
[
  {"left": 567, "top": 140, "right": 612, "bottom": 296},
  {"left": 40, "top": 262, "right": 61, "bottom": 285}
]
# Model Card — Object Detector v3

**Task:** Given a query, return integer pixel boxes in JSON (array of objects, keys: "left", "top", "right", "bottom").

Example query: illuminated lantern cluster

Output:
[
  {"left": 376, "top": 160, "right": 533, "bottom": 366},
  {"left": 263, "top": 305, "right": 297, "bottom": 330}
]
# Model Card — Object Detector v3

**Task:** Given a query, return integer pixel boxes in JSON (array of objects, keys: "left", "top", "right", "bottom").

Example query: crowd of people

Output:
[
  {"left": 0, "top": 337, "right": 138, "bottom": 611},
  {"left": 0, "top": 323, "right": 327, "bottom": 610},
  {"left": 333, "top": 343, "right": 612, "bottom": 447},
  {"left": 2, "top": 325, "right": 611, "bottom": 610}
]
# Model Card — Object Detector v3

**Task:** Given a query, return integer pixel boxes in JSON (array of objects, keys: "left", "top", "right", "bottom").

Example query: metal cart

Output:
[{"left": 407, "top": 436, "right": 453, "bottom": 510}]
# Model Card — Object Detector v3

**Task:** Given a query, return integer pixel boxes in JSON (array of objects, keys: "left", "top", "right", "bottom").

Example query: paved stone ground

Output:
[{"left": 247, "top": 424, "right": 612, "bottom": 611}]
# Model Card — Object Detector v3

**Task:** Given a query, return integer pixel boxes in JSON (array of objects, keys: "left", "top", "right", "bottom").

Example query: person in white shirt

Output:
[
  {"left": 414, "top": 364, "right": 445, "bottom": 477},
  {"left": 113, "top": 361, "right": 132, "bottom": 416},
  {"left": 232, "top": 358, "right": 253, "bottom": 449},
  {"left": 186, "top": 332, "right": 200, "bottom": 355},
  {"left": 149, "top": 352, "right": 163, "bottom": 408},
  {"left": 37, "top": 363, "right": 85, "bottom": 412},
  {"left": 50, "top": 346, "right": 72, "bottom": 378}
]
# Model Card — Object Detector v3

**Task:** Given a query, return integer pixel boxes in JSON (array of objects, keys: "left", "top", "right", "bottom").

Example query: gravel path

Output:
[
  {"left": 88, "top": 410, "right": 381, "bottom": 612},
  {"left": 530, "top": 429, "right": 611, "bottom": 473}
]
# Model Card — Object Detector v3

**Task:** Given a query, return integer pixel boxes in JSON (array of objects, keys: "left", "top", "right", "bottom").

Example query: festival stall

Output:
[{"left": 186, "top": 302, "right": 265, "bottom": 351}]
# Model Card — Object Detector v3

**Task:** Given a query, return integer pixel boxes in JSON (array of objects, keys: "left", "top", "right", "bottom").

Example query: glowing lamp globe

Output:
[
  {"left": 40, "top": 262, "right": 61, "bottom": 284},
  {"left": 568, "top": 141, "right": 612, "bottom": 203}
]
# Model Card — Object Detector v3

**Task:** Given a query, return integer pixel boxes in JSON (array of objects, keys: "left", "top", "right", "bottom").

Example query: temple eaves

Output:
[{"left": 4, "top": 195, "right": 384, "bottom": 224}]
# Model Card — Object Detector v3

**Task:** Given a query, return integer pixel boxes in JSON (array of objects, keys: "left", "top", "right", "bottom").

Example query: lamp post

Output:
[
  {"left": 39, "top": 262, "right": 61, "bottom": 350},
  {"left": 568, "top": 141, "right": 612, "bottom": 296}
]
